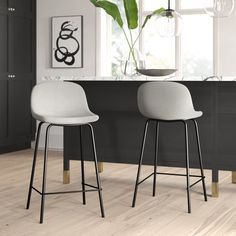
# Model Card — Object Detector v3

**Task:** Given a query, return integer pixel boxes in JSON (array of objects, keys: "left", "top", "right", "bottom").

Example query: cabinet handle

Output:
[
  {"left": 8, "top": 7, "right": 15, "bottom": 12},
  {"left": 8, "top": 75, "right": 16, "bottom": 78}
]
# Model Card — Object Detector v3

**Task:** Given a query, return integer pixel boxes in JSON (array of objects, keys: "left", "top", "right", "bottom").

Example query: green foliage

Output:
[
  {"left": 90, "top": 0, "right": 164, "bottom": 31},
  {"left": 123, "top": 0, "right": 138, "bottom": 29},
  {"left": 142, "top": 8, "right": 165, "bottom": 28}
]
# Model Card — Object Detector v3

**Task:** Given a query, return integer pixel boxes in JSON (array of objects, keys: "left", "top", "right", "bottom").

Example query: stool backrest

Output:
[
  {"left": 31, "top": 82, "right": 90, "bottom": 117},
  {"left": 137, "top": 82, "right": 195, "bottom": 120}
]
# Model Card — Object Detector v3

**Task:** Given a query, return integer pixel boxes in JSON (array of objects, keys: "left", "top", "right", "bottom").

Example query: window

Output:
[
  {"left": 110, "top": 0, "right": 214, "bottom": 79},
  {"left": 181, "top": 0, "right": 205, "bottom": 9},
  {"left": 181, "top": 14, "right": 213, "bottom": 78}
]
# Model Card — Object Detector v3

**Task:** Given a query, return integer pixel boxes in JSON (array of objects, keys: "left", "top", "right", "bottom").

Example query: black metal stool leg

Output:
[
  {"left": 40, "top": 124, "right": 52, "bottom": 224},
  {"left": 88, "top": 124, "right": 105, "bottom": 218},
  {"left": 183, "top": 121, "right": 191, "bottom": 213},
  {"left": 26, "top": 122, "right": 43, "bottom": 209},
  {"left": 193, "top": 120, "right": 208, "bottom": 202},
  {"left": 153, "top": 122, "right": 160, "bottom": 197},
  {"left": 132, "top": 120, "right": 149, "bottom": 207},
  {"left": 80, "top": 126, "right": 86, "bottom": 205}
]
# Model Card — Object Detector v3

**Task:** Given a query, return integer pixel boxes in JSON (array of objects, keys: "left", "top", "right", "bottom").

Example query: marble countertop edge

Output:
[{"left": 42, "top": 75, "right": 236, "bottom": 82}]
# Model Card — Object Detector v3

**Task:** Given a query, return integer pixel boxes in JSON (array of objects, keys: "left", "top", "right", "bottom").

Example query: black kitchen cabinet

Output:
[{"left": 0, "top": 0, "right": 36, "bottom": 153}]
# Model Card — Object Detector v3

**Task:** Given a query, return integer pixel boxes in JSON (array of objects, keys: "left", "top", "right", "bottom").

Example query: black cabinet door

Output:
[
  {"left": 7, "top": 4, "right": 34, "bottom": 139},
  {"left": 0, "top": 0, "right": 35, "bottom": 152},
  {"left": 8, "top": 79, "right": 32, "bottom": 138}
]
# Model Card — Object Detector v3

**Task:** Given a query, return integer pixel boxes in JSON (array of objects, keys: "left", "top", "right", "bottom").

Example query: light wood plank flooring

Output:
[{"left": 0, "top": 150, "right": 235, "bottom": 236}]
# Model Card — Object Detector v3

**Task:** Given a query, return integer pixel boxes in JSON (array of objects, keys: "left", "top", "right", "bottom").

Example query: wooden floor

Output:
[{"left": 0, "top": 150, "right": 235, "bottom": 236}]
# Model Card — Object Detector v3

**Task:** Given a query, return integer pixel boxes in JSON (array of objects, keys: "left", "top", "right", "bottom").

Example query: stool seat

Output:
[
  {"left": 31, "top": 81, "right": 99, "bottom": 125},
  {"left": 137, "top": 82, "right": 203, "bottom": 121},
  {"left": 33, "top": 113, "right": 99, "bottom": 125}
]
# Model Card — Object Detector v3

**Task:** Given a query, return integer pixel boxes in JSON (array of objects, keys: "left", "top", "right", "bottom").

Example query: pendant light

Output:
[
  {"left": 204, "top": 0, "right": 234, "bottom": 17},
  {"left": 156, "top": 0, "right": 182, "bottom": 37}
]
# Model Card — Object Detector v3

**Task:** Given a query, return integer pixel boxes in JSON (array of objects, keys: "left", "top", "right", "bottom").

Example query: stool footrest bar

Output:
[
  {"left": 32, "top": 186, "right": 101, "bottom": 196},
  {"left": 156, "top": 172, "right": 203, "bottom": 178},
  {"left": 137, "top": 172, "right": 205, "bottom": 186},
  {"left": 45, "top": 189, "right": 99, "bottom": 195}
]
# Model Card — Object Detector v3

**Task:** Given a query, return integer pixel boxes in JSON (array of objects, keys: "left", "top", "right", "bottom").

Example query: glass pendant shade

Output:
[
  {"left": 157, "top": 9, "right": 183, "bottom": 37},
  {"left": 204, "top": 0, "right": 234, "bottom": 17}
]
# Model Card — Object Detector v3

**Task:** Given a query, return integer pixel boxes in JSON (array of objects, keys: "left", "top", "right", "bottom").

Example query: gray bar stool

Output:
[
  {"left": 132, "top": 82, "right": 207, "bottom": 213},
  {"left": 26, "top": 81, "right": 105, "bottom": 223}
]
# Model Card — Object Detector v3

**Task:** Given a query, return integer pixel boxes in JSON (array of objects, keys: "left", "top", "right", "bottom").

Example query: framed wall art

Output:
[{"left": 52, "top": 15, "right": 83, "bottom": 68}]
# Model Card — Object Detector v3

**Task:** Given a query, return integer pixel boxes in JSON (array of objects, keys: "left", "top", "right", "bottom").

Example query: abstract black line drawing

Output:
[{"left": 52, "top": 16, "right": 83, "bottom": 68}]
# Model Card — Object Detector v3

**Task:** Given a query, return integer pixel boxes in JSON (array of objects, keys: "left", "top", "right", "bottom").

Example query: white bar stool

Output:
[
  {"left": 132, "top": 82, "right": 207, "bottom": 213},
  {"left": 26, "top": 81, "right": 105, "bottom": 223}
]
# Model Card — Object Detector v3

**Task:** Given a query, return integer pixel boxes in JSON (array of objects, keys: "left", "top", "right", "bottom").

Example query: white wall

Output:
[
  {"left": 219, "top": 5, "right": 236, "bottom": 76},
  {"left": 37, "top": 0, "right": 97, "bottom": 149}
]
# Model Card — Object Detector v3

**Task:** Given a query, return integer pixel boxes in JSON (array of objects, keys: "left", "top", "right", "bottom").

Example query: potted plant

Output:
[{"left": 90, "top": 0, "right": 164, "bottom": 76}]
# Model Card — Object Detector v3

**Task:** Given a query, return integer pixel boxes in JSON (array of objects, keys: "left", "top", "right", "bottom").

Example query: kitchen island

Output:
[{"left": 45, "top": 76, "right": 236, "bottom": 197}]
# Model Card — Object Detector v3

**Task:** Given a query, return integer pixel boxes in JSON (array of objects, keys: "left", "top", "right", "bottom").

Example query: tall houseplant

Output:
[{"left": 90, "top": 0, "right": 164, "bottom": 75}]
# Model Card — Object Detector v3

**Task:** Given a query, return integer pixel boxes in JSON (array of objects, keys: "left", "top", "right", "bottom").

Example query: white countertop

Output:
[{"left": 43, "top": 75, "right": 236, "bottom": 82}]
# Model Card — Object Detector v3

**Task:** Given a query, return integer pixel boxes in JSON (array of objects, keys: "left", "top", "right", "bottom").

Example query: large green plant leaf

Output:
[
  {"left": 90, "top": 0, "right": 123, "bottom": 28},
  {"left": 123, "top": 0, "right": 138, "bottom": 29},
  {"left": 142, "top": 8, "right": 165, "bottom": 28}
]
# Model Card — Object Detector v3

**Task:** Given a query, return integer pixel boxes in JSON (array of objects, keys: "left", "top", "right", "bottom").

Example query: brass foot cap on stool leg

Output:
[
  {"left": 98, "top": 162, "right": 103, "bottom": 173},
  {"left": 232, "top": 172, "right": 236, "bottom": 184},
  {"left": 212, "top": 182, "right": 219, "bottom": 198},
  {"left": 63, "top": 170, "right": 70, "bottom": 184}
]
